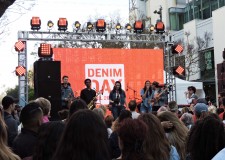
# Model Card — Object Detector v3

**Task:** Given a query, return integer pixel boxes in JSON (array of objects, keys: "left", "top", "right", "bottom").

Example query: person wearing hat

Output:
[
  {"left": 1, "top": 95, "right": 20, "bottom": 147},
  {"left": 194, "top": 103, "right": 208, "bottom": 122},
  {"left": 152, "top": 81, "right": 168, "bottom": 111}
]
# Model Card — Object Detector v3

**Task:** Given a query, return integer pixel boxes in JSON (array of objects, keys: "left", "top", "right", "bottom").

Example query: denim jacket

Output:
[{"left": 109, "top": 90, "right": 126, "bottom": 107}]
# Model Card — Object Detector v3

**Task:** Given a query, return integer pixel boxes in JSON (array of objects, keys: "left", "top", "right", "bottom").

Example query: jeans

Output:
[
  {"left": 112, "top": 105, "right": 124, "bottom": 120},
  {"left": 140, "top": 103, "right": 152, "bottom": 113}
]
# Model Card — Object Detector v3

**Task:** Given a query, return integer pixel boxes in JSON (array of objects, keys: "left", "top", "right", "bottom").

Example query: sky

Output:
[{"left": 0, "top": 0, "right": 129, "bottom": 95}]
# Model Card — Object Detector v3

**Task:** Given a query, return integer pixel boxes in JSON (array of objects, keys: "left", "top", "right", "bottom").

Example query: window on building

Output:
[{"left": 169, "top": 7, "right": 185, "bottom": 31}]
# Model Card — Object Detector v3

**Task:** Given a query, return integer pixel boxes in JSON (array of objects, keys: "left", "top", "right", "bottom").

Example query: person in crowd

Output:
[
  {"left": 109, "top": 110, "right": 132, "bottom": 159},
  {"left": 35, "top": 97, "right": 51, "bottom": 123},
  {"left": 93, "top": 108, "right": 105, "bottom": 120},
  {"left": 80, "top": 78, "right": 97, "bottom": 110},
  {"left": 99, "top": 105, "right": 107, "bottom": 117},
  {"left": 187, "top": 115, "right": 225, "bottom": 160},
  {"left": 212, "top": 148, "right": 225, "bottom": 160},
  {"left": 116, "top": 119, "right": 148, "bottom": 160},
  {"left": 158, "top": 111, "right": 188, "bottom": 160},
  {"left": 52, "top": 110, "right": 110, "bottom": 160},
  {"left": 58, "top": 109, "right": 69, "bottom": 122},
  {"left": 180, "top": 113, "right": 193, "bottom": 130},
  {"left": 68, "top": 98, "right": 87, "bottom": 118},
  {"left": 184, "top": 86, "right": 198, "bottom": 105},
  {"left": 128, "top": 100, "right": 140, "bottom": 119},
  {"left": 218, "top": 91, "right": 225, "bottom": 108},
  {"left": 61, "top": 75, "right": 75, "bottom": 109},
  {"left": 193, "top": 103, "right": 208, "bottom": 122},
  {"left": 2, "top": 95, "right": 20, "bottom": 147},
  {"left": 0, "top": 108, "right": 21, "bottom": 160},
  {"left": 219, "top": 97, "right": 225, "bottom": 120},
  {"left": 12, "top": 102, "right": 43, "bottom": 159},
  {"left": 109, "top": 81, "right": 126, "bottom": 119},
  {"left": 181, "top": 107, "right": 189, "bottom": 115},
  {"left": 208, "top": 105, "right": 217, "bottom": 114},
  {"left": 105, "top": 115, "right": 114, "bottom": 138},
  {"left": 33, "top": 121, "right": 65, "bottom": 160},
  {"left": 140, "top": 80, "right": 154, "bottom": 113},
  {"left": 157, "top": 106, "right": 169, "bottom": 113},
  {"left": 139, "top": 113, "right": 180, "bottom": 160},
  {"left": 168, "top": 101, "right": 178, "bottom": 115},
  {"left": 152, "top": 81, "right": 168, "bottom": 111}
]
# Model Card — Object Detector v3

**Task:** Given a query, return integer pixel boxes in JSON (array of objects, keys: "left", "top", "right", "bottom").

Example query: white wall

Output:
[{"left": 212, "top": 6, "right": 225, "bottom": 98}]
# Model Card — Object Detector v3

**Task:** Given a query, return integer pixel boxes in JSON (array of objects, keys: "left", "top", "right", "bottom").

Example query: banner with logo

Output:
[{"left": 53, "top": 48, "right": 164, "bottom": 105}]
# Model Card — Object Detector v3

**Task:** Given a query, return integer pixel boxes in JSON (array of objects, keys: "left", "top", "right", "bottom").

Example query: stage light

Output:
[
  {"left": 96, "top": 19, "right": 106, "bottom": 32},
  {"left": 73, "top": 21, "right": 81, "bottom": 31},
  {"left": 115, "top": 23, "right": 122, "bottom": 30},
  {"left": 171, "top": 44, "right": 184, "bottom": 54},
  {"left": 150, "top": 25, "right": 155, "bottom": 33},
  {"left": 47, "top": 20, "right": 54, "bottom": 30},
  {"left": 58, "top": 18, "right": 68, "bottom": 31},
  {"left": 134, "top": 20, "right": 143, "bottom": 33},
  {"left": 30, "top": 17, "right": 41, "bottom": 31},
  {"left": 38, "top": 43, "right": 53, "bottom": 58},
  {"left": 15, "top": 66, "right": 26, "bottom": 76},
  {"left": 155, "top": 21, "right": 165, "bottom": 34},
  {"left": 15, "top": 41, "right": 25, "bottom": 52},
  {"left": 125, "top": 23, "right": 132, "bottom": 31},
  {"left": 87, "top": 22, "right": 94, "bottom": 31},
  {"left": 173, "top": 66, "right": 185, "bottom": 76}
]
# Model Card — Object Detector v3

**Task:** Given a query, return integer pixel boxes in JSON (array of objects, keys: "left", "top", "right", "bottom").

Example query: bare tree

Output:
[{"left": 179, "top": 31, "right": 212, "bottom": 80}]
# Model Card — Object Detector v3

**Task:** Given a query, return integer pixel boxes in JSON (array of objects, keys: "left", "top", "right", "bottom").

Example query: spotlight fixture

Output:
[
  {"left": 87, "top": 22, "right": 94, "bottom": 31},
  {"left": 96, "top": 19, "right": 106, "bottom": 32},
  {"left": 47, "top": 20, "right": 54, "bottom": 30},
  {"left": 15, "top": 66, "right": 26, "bottom": 76},
  {"left": 38, "top": 43, "right": 53, "bottom": 59},
  {"left": 155, "top": 21, "right": 165, "bottom": 34},
  {"left": 173, "top": 66, "right": 185, "bottom": 76},
  {"left": 73, "top": 21, "right": 81, "bottom": 31},
  {"left": 134, "top": 20, "right": 143, "bottom": 33},
  {"left": 115, "top": 23, "right": 122, "bottom": 30},
  {"left": 171, "top": 44, "right": 184, "bottom": 54},
  {"left": 30, "top": 17, "right": 41, "bottom": 31},
  {"left": 15, "top": 41, "right": 25, "bottom": 52},
  {"left": 125, "top": 23, "right": 132, "bottom": 31},
  {"left": 57, "top": 18, "right": 68, "bottom": 31},
  {"left": 150, "top": 25, "right": 155, "bottom": 33}
]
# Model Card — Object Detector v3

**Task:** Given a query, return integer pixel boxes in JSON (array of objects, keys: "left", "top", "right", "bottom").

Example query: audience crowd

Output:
[{"left": 1, "top": 91, "right": 225, "bottom": 160}]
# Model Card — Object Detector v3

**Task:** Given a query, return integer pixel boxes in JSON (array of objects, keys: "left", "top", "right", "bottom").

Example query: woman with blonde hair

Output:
[
  {"left": 0, "top": 112, "right": 21, "bottom": 160},
  {"left": 158, "top": 111, "right": 188, "bottom": 160},
  {"left": 139, "top": 113, "right": 179, "bottom": 160},
  {"left": 35, "top": 97, "right": 51, "bottom": 123}
]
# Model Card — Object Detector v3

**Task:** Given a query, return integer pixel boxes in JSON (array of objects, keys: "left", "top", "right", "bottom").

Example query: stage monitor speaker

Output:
[{"left": 34, "top": 61, "right": 61, "bottom": 120}]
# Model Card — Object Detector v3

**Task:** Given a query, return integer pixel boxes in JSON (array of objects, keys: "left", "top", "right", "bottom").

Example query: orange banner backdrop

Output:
[{"left": 53, "top": 48, "right": 164, "bottom": 104}]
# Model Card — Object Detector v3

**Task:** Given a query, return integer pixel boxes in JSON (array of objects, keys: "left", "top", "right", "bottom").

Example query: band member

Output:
[
  {"left": 80, "top": 78, "right": 96, "bottom": 109},
  {"left": 185, "top": 86, "right": 198, "bottom": 105},
  {"left": 61, "top": 75, "right": 74, "bottom": 109},
  {"left": 109, "top": 81, "right": 126, "bottom": 120},
  {"left": 140, "top": 80, "right": 154, "bottom": 113},
  {"left": 152, "top": 81, "right": 168, "bottom": 110}
]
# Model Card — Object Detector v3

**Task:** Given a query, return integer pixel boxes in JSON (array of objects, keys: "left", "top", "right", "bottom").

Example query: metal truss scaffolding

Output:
[{"left": 17, "top": 31, "right": 176, "bottom": 105}]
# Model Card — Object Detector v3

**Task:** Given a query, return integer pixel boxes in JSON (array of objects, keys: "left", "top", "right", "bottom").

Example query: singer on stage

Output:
[
  {"left": 140, "top": 80, "right": 154, "bottom": 113},
  {"left": 80, "top": 78, "right": 96, "bottom": 109},
  {"left": 109, "top": 81, "right": 126, "bottom": 119}
]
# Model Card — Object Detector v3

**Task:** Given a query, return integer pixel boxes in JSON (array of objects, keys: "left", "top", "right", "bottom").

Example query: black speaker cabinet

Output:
[{"left": 34, "top": 61, "right": 61, "bottom": 120}]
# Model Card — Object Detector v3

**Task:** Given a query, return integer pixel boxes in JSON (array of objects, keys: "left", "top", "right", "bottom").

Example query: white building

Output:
[{"left": 130, "top": 0, "right": 225, "bottom": 103}]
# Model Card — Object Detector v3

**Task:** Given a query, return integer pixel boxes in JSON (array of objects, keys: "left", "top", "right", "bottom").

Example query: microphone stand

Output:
[{"left": 127, "top": 85, "right": 138, "bottom": 100}]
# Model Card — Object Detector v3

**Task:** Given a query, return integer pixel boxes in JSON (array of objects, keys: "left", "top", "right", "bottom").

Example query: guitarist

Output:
[
  {"left": 80, "top": 78, "right": 97, "bottom": 110},
  {"left": 61, "top": 75, "right": 75, "bottom": 109},
  {"left": 140, "top": 80, "right": 154, "bottom": 113},
  {"left": 152, "top": 81, "right": 168, "bottom": 111}
]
